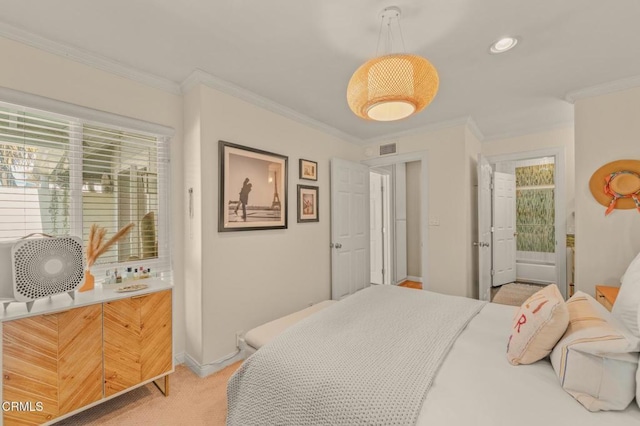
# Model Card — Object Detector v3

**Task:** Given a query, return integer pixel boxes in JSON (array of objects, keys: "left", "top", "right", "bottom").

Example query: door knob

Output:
[{"left": 335, "top": 243, "right": 342, "bottom": 249}]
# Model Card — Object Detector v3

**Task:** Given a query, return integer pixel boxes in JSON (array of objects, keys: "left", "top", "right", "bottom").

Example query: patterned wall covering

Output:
[{"left": 516, "top": 164, "right": 555, "bottom": 253}]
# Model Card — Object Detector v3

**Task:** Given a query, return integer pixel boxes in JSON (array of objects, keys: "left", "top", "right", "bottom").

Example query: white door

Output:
[
  {"left": 370, "top": 172, "right": 383, "bottom": 284},
  {"left": 492, "top": 172, "right": 517, "bottom": 286},
  {"left": 331, "top": 158, "right": 370, "bottom": 300},
  {"left": 477, "top": 155, "right": 493, "bottom": 301}
]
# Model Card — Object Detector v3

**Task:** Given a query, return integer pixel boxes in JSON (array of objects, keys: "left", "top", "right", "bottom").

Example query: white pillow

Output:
[
  {"left": 612, "top": 250, "right": 640, "bottom": 336},
  {"left": 550, "top": 292, "right": 640, "bottom": 412}
]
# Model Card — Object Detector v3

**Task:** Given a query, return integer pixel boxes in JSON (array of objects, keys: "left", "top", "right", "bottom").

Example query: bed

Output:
[{"left": 227, "top": 285, "right": 640, "bottom": 425}]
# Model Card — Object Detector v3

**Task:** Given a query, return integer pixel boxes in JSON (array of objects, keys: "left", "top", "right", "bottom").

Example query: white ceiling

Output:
[{"left": 2, "top": 0, "right": 640, "bottom": 143}]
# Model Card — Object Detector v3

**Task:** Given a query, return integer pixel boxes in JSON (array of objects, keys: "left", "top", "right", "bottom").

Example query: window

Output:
[{"left": 0, "top": 100, "right": 171, "bottom": 275}]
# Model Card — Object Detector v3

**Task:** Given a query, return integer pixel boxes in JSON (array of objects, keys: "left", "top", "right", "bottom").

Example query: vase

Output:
[{"left": 79, "top": 269, "right": 95, "bottom": 292}]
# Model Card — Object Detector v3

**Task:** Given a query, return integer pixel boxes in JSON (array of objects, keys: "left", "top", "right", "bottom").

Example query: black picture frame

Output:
[
  {"left": 299, "top": 158, "right": 318, "bottom": 181},
  {"left": 297, "top": 184, "right": 319, "bottom": 223},
  {"left": 218, "top": 140, "right": 288, "bottom": 231}
]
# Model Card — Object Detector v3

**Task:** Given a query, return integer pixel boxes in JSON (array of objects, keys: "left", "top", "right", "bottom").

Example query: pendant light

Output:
[{"left": 347, "top": 6, "right": 439, "bottom": 122}]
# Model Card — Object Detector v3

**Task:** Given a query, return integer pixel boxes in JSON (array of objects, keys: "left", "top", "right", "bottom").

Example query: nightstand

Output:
[{"left": 595, "top": 285, "right": 620, "bottom": 312}]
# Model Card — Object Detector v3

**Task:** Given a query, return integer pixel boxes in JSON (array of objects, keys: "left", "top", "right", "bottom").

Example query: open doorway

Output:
[
  {"left": 367, "top": 161, "right": 422, "bottom": 287},
  {"left": 478, "top": 148, "right": 567, "bottom": 303},
  {"left": 504, "top": 157, "right": 557, "bottom": 284}
]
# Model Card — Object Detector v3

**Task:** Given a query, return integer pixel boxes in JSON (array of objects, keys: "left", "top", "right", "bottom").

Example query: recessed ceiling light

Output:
[{"left": 489, "top": 37, "right": 518, "bottom": 54}]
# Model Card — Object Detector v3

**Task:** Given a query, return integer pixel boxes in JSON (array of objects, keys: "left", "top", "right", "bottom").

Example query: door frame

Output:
[
  {"left": 485, "top": 147, "right": 567, "bottom": 299},
  {"left": 362, "top": 151, "right": 429, "bottom": 291},
  {"left": 369, "top": 168, "right": 392, "bottom": 285}
]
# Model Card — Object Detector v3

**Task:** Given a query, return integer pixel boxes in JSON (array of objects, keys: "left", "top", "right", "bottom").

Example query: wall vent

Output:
[{"left": 379, "top": 142, "right": 397, "bottom": 156}]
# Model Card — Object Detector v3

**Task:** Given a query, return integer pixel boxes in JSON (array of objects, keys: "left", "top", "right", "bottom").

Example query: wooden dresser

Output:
[
  {"left": 595, "top": 285, "right": 620, "bottom": 312},
  {"left": 1, "top": 280, "right": 173, "bottom": 425}
]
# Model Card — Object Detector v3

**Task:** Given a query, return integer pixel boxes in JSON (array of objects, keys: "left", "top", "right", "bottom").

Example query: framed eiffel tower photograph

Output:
[{"left": 218, "top": 140, "right": 288, "bottom": 232}]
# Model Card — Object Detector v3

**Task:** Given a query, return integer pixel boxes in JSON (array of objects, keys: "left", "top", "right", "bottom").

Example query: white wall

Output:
[
  {"left": 192, "top": 85, "right": 361, "bottom": 364},
  {"left": 0, "top": 36, "right": 186, "bottom": 358},
  {"left": 574, "top": 86, "right": 640, "bottom": 294}
]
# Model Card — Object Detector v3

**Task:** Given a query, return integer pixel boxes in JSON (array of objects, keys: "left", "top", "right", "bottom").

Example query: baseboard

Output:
[
  {"left": 184, "top": 351, "right": 245, "bottom": 378},
  {"left": 407, "top": 276, "right": 423, "bottom": 283},
  {"left": 174, "top": 352, "right": 186, "bottom": 365}
]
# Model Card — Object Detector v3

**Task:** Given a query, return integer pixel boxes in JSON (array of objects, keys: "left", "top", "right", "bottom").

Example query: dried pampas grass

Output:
[{"left": 86, "top": 223, "right": 135, "bottom": 267}]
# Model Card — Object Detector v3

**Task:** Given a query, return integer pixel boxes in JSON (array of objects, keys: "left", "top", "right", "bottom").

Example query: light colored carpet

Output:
[
  {"left": 57, "top": 361, "right": 242, "bottom": 426},
  {"left": 491, "top": 283, "right": 546, "bottom": 306}
]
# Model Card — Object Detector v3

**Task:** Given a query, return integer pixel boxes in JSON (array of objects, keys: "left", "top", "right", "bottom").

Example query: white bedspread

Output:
[
  {"left": 418, "top": 302, "right": 640, "bottom": 425},
  {"left": 227, "top": 285, "right": 485, "bottom": 425}
]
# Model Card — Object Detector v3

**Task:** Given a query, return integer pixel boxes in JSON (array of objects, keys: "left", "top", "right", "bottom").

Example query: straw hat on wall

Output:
[{"left": 589, "top": 159, "right": 640, "bottom": 215}]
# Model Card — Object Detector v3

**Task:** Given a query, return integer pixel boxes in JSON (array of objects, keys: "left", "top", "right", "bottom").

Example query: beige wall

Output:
[
  {"left": 574, "top": 87, "right": 640, "bottom": 295},
  {"left": 194, "top": 85, "right": 361, "bottom": 363},
  {"left": 405, "top": 161, "right": 421, "bottom": 278},
  {"left": 0, "top": 37, "right": 186, "bottom": 356},
  {"left": 376, "top": 125, "right": 470, "bottom": 297},
  {"left": 182, "top": 86, "right": 204, "bottom": 361},
  {"left": 464, "top": 128, "right": 482, "bottom": 298}
]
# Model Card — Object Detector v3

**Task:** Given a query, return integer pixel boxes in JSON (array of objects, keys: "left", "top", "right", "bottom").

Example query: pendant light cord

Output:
[
  {"left": 375, "top": 11, "right": 406, "bottom": 56},
  {"left": 375, "top": 16, "right": 385, "bottom": 56},
  {"left": 397, "top": 15, "right": 407, "bottom": 53}
]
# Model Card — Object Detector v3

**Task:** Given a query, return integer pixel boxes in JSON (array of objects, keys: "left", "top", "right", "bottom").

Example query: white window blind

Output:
[
  {"left": 0, "top": 100, "right": 171, "bottom": 277},
  {"left": 0, "top": 106, "right": 77, "bottom": 239}
]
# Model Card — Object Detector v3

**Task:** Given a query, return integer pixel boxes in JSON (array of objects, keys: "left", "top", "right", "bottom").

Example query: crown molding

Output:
[
  {"left": 465, "top": 116, "right": 485, "bottom": 142},
  {"left": 0, "top": 22, "right": 181, "bottom": 95},
  {"left": 565, "top": 74, "right": 640, "bottom": 103},
  {"left": 181, "top": 69, "right": 363, "bottom": 145},
  {"left": 363, "top": 116, "right": 472, "bottom": 145},
  {"left": 481, "top": 120, "right": 574, "bottom": 143}
]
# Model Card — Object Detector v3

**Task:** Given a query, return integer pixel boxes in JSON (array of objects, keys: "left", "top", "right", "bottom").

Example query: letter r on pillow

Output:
[{"left": 515, "top": 314, "right": 527, "bottom": 333}]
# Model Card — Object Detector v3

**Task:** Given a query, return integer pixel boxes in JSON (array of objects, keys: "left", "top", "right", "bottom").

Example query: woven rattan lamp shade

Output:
[{"left": 347, "top": 53, "right": 439, "bottom": 121}]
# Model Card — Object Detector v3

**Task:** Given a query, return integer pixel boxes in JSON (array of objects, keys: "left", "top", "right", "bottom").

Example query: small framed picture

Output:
[
  {"left": 299, "top": 159, "right": 318, "bottom": 181},
  {"left": 219, "top": 140, "right": 288, "bottom": 232},
  {"left": 297, "top": 185, "right": 319, "bottom": 223}
]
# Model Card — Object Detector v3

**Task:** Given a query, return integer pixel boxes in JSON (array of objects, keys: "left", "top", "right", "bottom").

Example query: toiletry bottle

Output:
[{"left": 126, "top": 267, "right": 133, "bottom": 280}]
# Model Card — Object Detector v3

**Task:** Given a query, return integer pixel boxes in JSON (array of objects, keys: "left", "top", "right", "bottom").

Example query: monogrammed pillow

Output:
[{"left": 507, "top": 284, "right": 569, "bottom": 365}]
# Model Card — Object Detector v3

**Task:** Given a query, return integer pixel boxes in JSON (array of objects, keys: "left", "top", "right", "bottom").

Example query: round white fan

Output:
[{"left": 11, "top": 236, "right": 85, "bottom": 302}]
